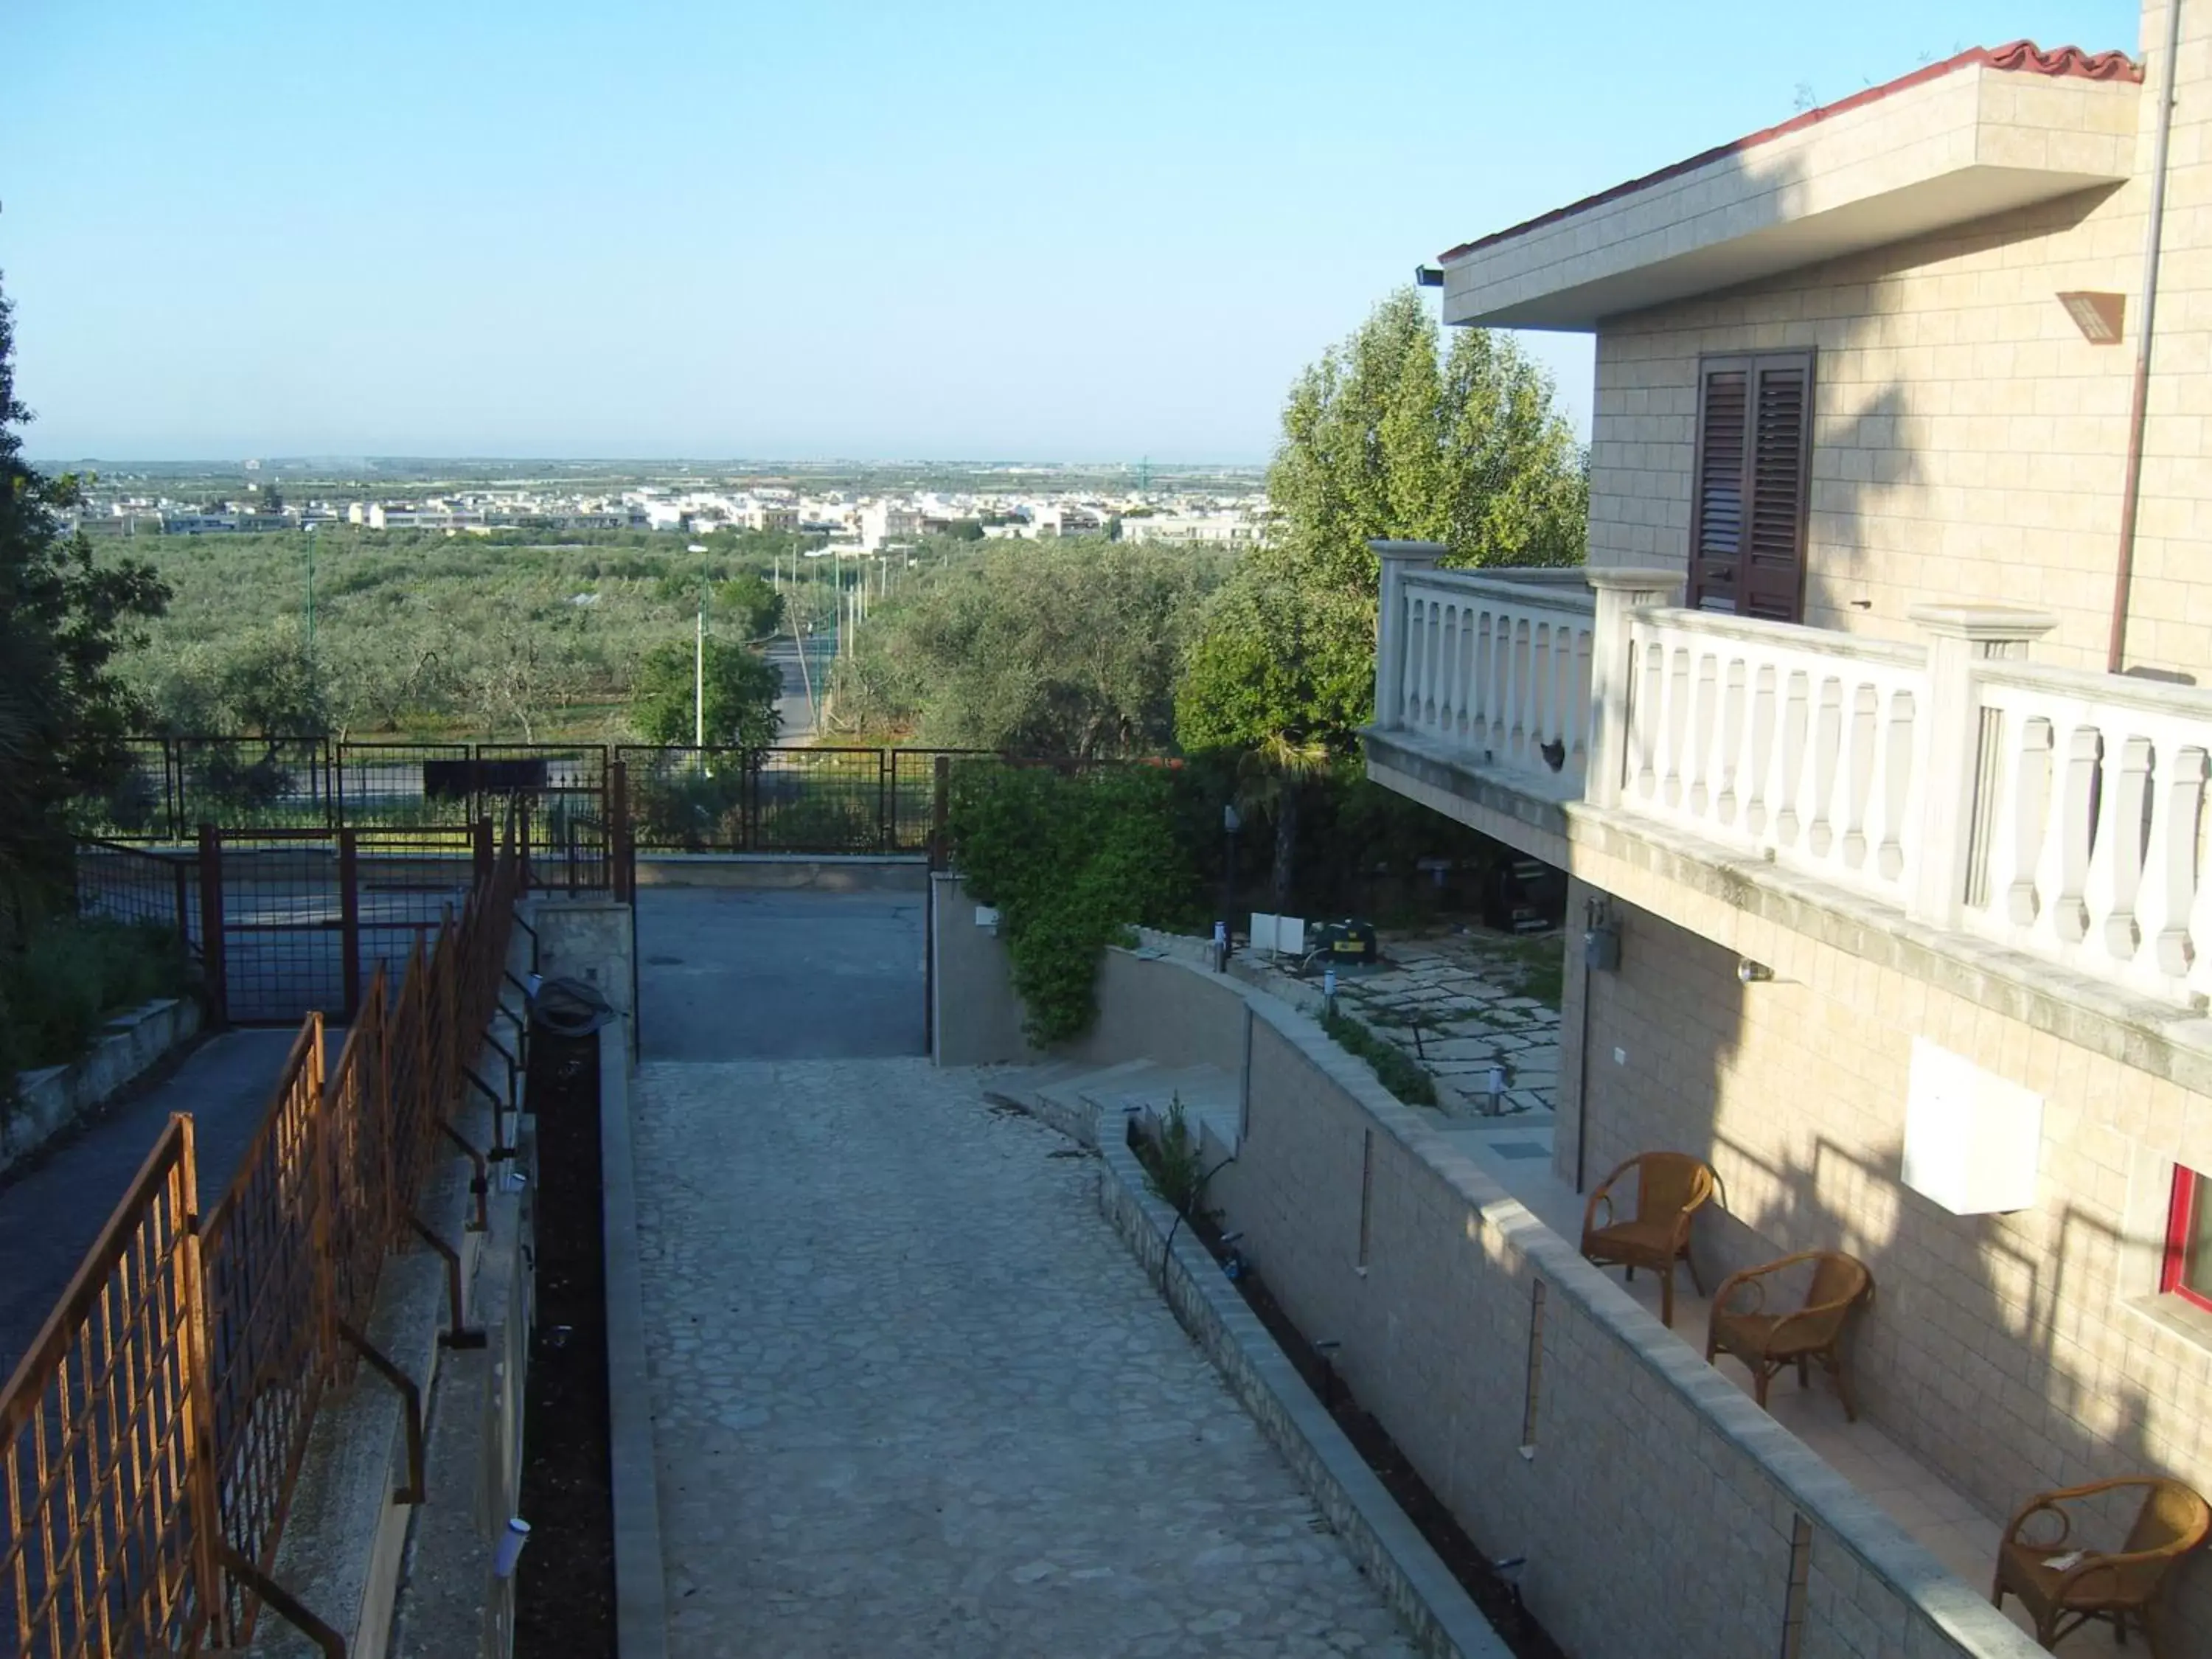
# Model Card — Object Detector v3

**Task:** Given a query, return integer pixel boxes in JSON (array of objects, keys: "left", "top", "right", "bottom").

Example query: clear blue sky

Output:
[{"left": 4, "top": 0, "right": 2138, "bottom": 462}]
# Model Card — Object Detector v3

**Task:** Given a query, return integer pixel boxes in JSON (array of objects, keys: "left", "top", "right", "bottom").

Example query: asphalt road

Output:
[
  {"left": 763, "top": 634, "right": 836, "bottom": 742},
  {"left": 634, "top": 886, "right": 926, "bottom": 1061}
]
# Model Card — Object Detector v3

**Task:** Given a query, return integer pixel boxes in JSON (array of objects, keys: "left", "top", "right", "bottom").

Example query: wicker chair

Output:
[
  {"left": 1704, "top": 1250, "right": 1872, "bottom": 1419},
  {"left": 1579, "top": 1152, "right": 1717, "bottom": 1326},
  {"left": 1991, "top": 1476, "right": 2208, "bottom": 1655}
]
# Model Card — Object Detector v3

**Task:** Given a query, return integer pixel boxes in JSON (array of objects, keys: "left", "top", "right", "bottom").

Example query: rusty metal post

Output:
[
  {"left": 930, "top": 754, "right": 951, "bottom": 872},
  {"left": 609, "top": 761, "right": 631, "bottom": 902},
  {"left": 168, "top": 1115, "right": 233, "bottom": 1645},
  {"left": 338, "top": 830, "right": 362, "bottom": 1022},
  {"left": 197, "top": 824, "right": 228, "bottom": 1030}
]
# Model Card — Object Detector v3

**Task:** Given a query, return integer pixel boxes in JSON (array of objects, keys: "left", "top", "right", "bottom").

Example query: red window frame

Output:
[{"left": 2163, "top": 1164, "right": 2212, "bottom": 1312}]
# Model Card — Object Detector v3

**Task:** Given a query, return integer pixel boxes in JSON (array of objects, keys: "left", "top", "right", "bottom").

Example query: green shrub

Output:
[
  {"left": 2, "top": 917, "right": 194, "bottom": 1075},
  {"left": 1321, "top": 1006, "right": 1437, "bottom": 1108},
  {"left": 1140, "top": 1094, "right": 1208, "bottom": 1217},
  {"left": 947, "top": 763, "right": 1200, "bottom": 1045}
]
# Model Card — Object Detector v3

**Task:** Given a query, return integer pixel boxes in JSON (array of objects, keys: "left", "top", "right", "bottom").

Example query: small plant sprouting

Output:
[{"left": 1141, "top": 1093, "right": 1208, "bottom": 1217}]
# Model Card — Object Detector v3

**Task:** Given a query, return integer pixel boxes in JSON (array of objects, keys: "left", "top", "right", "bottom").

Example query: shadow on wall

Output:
[{"left": 1561, "top": 888, "right": 2205, "bottom": 1636}]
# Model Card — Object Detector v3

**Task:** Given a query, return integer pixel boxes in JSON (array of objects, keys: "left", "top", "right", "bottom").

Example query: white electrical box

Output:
[
  {"left": 974, "top": 905, "right": 1001, "bottom": 930},
  {"left": 1249, "top": 913, "right": 1306, "bottom": 956},
  {"left": 1900, "top": 1038, "right": 2043, "bottom": 1214}
]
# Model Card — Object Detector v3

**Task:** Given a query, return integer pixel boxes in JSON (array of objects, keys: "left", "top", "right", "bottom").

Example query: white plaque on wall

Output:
[{"left": 1900, "top": 1037, "right": 2043, "bottom": 1215}]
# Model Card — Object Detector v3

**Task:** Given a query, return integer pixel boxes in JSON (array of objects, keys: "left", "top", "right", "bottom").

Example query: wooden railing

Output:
[
  {"left": 1, "top": 818, "right": 525, "bottom": 1656},
  {"left": 1370, "top": 543, "right": 2212, "bottom": 1011}
]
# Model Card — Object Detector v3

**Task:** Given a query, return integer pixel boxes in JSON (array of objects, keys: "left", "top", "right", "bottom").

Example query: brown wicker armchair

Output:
[
  {"left": 1991, "top": 1476, "right": 2209, "bottom": 1655},
  {"left": 1704, "top": 1250, "right": 1872, "bottom": 1419},
  {"left": 1579, "top": 1152, "right": 1716, "bottom": 1326}
]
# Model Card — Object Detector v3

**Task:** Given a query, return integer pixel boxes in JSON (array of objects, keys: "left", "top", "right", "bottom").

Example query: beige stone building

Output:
[{"left": 1367, "top": 1, "right": 2212, "bottom": 1646}]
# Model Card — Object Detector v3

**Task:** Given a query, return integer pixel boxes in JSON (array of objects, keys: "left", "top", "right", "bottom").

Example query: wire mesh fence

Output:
[
  {"left": 74, "top": 839, "right": 201, "bottom": 967},
  {"left": 75, "top": 740, "right": 614, "bottom": 844},
  {"left": 82, "top": 737, "right": 1000, "bottom": 858},
  {"left": 0, "top": 1116, "right": 224, "bottom": 1659},
  {"left": 1, "top": 820, "right": 526, "bottom": 1656},
  {"left": 616, "top": 745, "right": 991, "bottom": 853},
  {"left": 198, "top": 1020, "right": 329, "bottom": 1640}
]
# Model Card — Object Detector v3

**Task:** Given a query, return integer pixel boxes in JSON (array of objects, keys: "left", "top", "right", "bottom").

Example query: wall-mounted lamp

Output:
[
  {"left": 1413, "top": 264, "right": 1444, "bottom": 288},
  {"left": 2057, "top": 291, "right": 2125, "bottom": 344},
  {"left": 1736, "top": 959, "right": 1775, "bottom": 985}
]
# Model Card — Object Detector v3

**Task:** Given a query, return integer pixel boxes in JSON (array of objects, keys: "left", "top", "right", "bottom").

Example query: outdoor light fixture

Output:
[
  {"left": 1413, "top": 265, "right": 1444, "bottom": 288},
  {"left": 1737, "top": 959, "right": 1775, "bottom": 985},
  {"left": 2057, "top": 291, "right": 2125, "bottom": 344},
  {"left": 493, "top": 1517, "right": 531, "bottom": 1580}
]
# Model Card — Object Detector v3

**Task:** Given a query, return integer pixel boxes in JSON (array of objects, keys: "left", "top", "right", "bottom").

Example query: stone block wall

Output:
[
  {"left": 1048, "top": 947, "right": 2042, "bottom": 1658},
  {"left": 1557, "top": 872, "right": 2212, "bottom": 1641},
  {"left": 1586, "top": 0, "right": 2212, "bottom": 681}
]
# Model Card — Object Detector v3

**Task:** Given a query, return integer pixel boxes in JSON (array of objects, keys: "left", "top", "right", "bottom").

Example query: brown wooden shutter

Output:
[{"left": 1688, "top": 349, "right": 1812, "bottom": 622}]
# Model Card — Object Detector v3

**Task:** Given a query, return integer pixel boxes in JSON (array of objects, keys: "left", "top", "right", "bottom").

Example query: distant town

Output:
[{"left": 55, "top": 459, "right": 1270, "bottom": 552}]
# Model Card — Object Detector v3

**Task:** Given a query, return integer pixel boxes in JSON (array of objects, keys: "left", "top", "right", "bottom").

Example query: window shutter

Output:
[
  {"left": 1689, "top": 365, "right": 1748, "bottom": 613},
  {"left": 1689, "top": 350, "right": 1812, "bottom": 622}
]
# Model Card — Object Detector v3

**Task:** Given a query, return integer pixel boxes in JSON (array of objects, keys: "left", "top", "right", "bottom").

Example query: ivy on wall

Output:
[{"left": 946, "top": 764, "right": 1198, "bottom": 1045}]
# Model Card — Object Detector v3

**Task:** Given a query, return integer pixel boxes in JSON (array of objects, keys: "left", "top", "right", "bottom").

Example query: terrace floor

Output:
[{"left": 1428, "top": 1114, "right": 2089, "bottom": 1650}]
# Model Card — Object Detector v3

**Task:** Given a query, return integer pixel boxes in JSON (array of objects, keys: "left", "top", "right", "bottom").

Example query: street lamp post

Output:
[{"left": 1221, "top": 802, "right": 1242, "bottom": 945}]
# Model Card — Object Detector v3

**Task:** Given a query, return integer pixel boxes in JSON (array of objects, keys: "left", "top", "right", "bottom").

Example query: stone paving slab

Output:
[
  {"left": 1332, "top": 929, "right": 1565, "bottom": 1121},
  {"left": 633, "top": 1057, "right": 1419, "bottom": 1658}
]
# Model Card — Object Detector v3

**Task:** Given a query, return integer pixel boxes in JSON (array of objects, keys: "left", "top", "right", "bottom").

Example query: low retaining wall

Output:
[
  {"left": 260, "top": 918, "right": 538, "bottom": 1659},
  {"left": 933, "top": 878, "right": 2043, "bottom": 1659},
  {"left": 637, "top": 853, "right": 928, "bottom": 891},
  {"left": 1097, "top": 1133, "right": 1509, "bottom": 1659},
  {"left": 4, "top": 995, "right": 202, "bottom": 1175}
]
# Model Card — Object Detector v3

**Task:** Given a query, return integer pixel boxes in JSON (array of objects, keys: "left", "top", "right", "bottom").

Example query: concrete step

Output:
[
  {"left": 980, "top": 1057, "right": 1158, "bottom": 1147},
  {"left": 980, "top": 1058, "right": 1244, "bottom": 1162},
  {"left": 1089, "top": 1063, "right": 1241, "bottom": 1159}
]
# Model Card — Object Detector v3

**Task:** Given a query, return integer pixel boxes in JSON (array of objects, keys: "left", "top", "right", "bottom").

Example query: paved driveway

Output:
[{"left": 634, "top": 1055, "right": 1418, "bottom": 1658}]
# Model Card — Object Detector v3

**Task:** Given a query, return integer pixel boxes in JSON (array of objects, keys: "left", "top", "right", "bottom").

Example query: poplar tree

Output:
[{"left": 1175, "top": 288, "right": 1586, "bottom": 901}]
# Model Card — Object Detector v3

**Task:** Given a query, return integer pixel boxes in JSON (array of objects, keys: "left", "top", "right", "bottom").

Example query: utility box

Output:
[
  {"left": 1900, "top": 1038, "right": 2043, "bottom": 1214},
  {"left": 1310, "top": 919, "right": 1378, "bottom": 967}
]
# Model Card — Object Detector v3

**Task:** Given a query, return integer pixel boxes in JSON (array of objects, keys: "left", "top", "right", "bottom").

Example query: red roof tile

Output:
[{"left": 1439, "top": 40, "right": 2143, "bottom": 263}]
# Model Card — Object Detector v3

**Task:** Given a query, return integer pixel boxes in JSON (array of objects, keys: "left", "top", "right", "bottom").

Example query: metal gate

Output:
[{"left": 187, "top": 826, "right": 482, "bottom": 1026}]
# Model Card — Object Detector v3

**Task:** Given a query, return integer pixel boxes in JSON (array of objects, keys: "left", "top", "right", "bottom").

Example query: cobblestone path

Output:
[{"left": 634, "top": 1057, "right": 1418, "bottom": 1658}]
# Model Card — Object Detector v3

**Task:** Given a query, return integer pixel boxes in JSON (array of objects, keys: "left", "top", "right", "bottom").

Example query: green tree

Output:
[
  {"left": 1176, "top": 289, "right": 1586, "bottom": 900},
  {"left": 0, "top": 275, "right": 170, "bottom": 918},
  {"left": 714, "top": 571, "right": 785, "bottom": 640},
  {"left": 631, "top": 636, "right": 782, "bottom": 748},
  {"left": 215, "top": 625, "right": 327, "bottom": 738},
  {"left": 1263, "top": 287, "right": 1586, "bottom": 599},
  {"left": 259, "top": 482, "right": 284, "bottom": 514},
  {"left": 830, "top": 538, "right": 1228, "bottom": 756}
]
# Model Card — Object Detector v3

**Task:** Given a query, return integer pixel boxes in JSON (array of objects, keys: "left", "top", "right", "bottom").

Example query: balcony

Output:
[{"left": 1366, "top": 543, "right": 2212, "bottom": 1019}]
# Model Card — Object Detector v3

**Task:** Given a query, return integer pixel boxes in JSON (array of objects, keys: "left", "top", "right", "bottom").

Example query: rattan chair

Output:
[
  {"left": 1579, "top": 1152, "right": 1716, "bottom": 1326},
  {"left": 1705, "top": 1250, "right": 1871, "bottom": 1419},
  {"left": 1991, "top": 1475, "right": 2208, "bottom": 1655}
]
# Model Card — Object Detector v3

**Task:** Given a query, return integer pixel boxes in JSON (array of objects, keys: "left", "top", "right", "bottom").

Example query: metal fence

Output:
[
  {"left": 617, "top": 745, "right": 989, "bottom": 853},
  {"left": 74, "top": 820, "right": 573, "bottom": 1028},
  {"left": 81, "top": 739, "right": 614, "bottom": 844},
  {"left": 2, "top": 818, "right": 526, "bottom": 1656},
  {"left": 0, "top": 1116, "right": 223, "bottom": 1658},
  {"left": 86, "top": 738, "right": 1000, "bottom": 858}
]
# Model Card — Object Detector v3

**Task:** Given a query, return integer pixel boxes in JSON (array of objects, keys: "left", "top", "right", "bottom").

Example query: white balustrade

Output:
[
  {"left": 1366, "top": 552, "right": 2212, "bottom": 1010},
  {"left": 1622, "top": 612, "right": 1929, "bottom": 907},
  {"left": 1963, "top": 664, "right": 2212, "bottom": 1006},
  {"left": 1395, "top": 569, "right": 1595, "bottom": 791}
]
